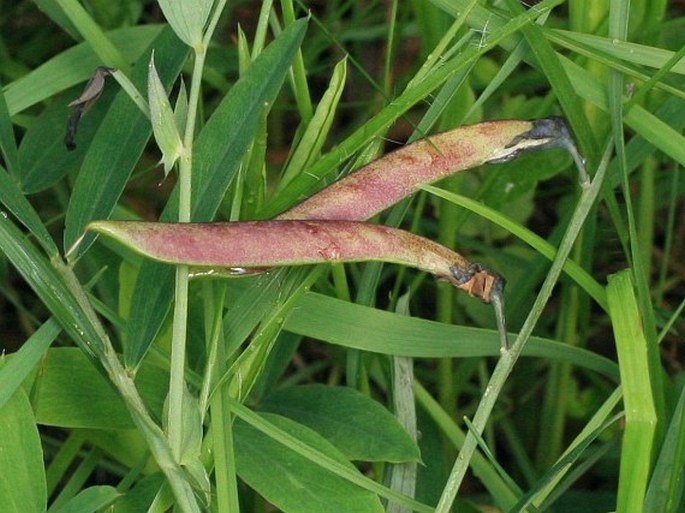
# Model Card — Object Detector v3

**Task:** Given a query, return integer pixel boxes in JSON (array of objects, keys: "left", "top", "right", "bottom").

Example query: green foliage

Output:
[{"left": 0, "top": 1, "right": 683, "bottom": 512}]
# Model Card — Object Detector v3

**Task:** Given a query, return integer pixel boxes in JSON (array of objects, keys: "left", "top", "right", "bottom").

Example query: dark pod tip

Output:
[
  {"left": 527, "top": 116, "right": 568, "bottom": 140},
  {"left": 528, "top": 117, "right": 590, "bottom": 187}
]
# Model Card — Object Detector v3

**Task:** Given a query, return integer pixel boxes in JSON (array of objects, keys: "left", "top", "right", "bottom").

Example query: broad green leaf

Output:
[
  {"left": 0, "top": 389, "right": 46, "bottom": 513},
  {"left": 148, "top": 52, "right": 183, "bottom": 175},
  {"left": 0, "top": 318, "right": 60, "bottom": 411},
  {"left": 64, "top": 27, "right": 188, "bottom": 254},
  {"left": 157, "top": 0, "right": 213, "bottom": 48},
  {"left": 284, "top": 292, "right": 619, "bottom": 380},
  {"left": 234, "top": 412, "right": 384, "bottom": 513},
  {"left": 261, "top": 385, "right": 420, "bottom": 463},
  {"left": 3, "top": 25, "right": 162, "bottom": 115},
  {"left": 52, "top": 486, "right": 120, "bottom": 513},
  {"left": 124, "top": 18, "right": 308, "bottom": 368},
  {"left": 32, "top": 348, "right": 167, "bottom": 429}
]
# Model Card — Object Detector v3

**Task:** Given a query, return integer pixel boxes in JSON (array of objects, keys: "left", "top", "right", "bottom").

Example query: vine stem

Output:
[
  {"left": 434, "top": 140, "right": 612, "bottom": 512},
  {"left": 167, "top": 39, "right": 208, "bottom": 459}
]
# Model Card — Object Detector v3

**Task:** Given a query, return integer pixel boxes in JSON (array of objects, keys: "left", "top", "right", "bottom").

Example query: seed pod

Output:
[
  {"left": 279, "top": 117, "right": 586, "bottom": 221},
  {"left": 85, "top": 219, "right": 504, "bottom": 304}
]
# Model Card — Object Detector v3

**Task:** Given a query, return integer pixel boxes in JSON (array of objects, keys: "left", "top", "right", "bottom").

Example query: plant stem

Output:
[
  {"left": 434, "top": 141, "right": 612, "bottom": 512},
  {"left": 167, "top": 40, "right": 208, "bottom": 459}
]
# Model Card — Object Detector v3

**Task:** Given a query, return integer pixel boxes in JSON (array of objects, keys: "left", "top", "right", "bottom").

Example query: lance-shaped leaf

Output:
[
  {"left": 148, "top": 52, "right": 183, "bottom": 176},
  {"left": 84, "top": 220, "right": 504, "bottom": 306},
  {"left": 279, "top": 117, "right": 587, "bottom": 221}
]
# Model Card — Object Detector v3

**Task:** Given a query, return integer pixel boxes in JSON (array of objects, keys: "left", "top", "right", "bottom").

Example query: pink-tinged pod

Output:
[
  {"left": 279, "top": 117, "right": 586, "bottom": 221},
  {"left": 86, "top": 220, "right": 503, "bottom": 304}
]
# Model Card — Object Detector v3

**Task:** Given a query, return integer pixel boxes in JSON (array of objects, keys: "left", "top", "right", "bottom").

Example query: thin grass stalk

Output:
[
  {"left": 208, "top": 285, "right": 241, "bottom": 513},
  {"left": 434, "top": 141, "right": 613, "bottom": 512},
  {"left": 608, "top": 0, "right": 666, "bottom": 435},
  {"left": 413, "top": 381, "right": 520, "bottom": 510},
  {"left": 655, "top": 164, "right": 680, "bottom": 305},
  {"left": 536, "top": 284, "right": 580, "bottom": 470},
  {"left": 280, "top": 0, "right": 313, "bottom": 121}
]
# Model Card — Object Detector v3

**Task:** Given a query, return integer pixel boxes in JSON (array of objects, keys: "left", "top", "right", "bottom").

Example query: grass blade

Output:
[{"left": 607, "top": 270, "right": 658, "bottom": 512}]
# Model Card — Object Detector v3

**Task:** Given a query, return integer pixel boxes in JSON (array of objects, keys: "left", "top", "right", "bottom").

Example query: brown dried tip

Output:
[{"left": 450, "top": 263, "right": 509, "bottom": 351}]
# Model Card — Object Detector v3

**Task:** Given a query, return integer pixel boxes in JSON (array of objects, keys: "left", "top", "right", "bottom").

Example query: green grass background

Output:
[{"left": 0, "top": 1, "right": 684, "bottom": 512}]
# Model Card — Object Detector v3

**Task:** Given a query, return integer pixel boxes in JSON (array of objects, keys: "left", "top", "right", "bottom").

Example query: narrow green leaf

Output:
[
  {"left": 0, "top": 86, "right": 19, "bottom": 176},
  {"left": 643, "top": 386, "right": 685, "bottom": 513},
  {"left": 0, "top": 318, "right": 60, "bottom": 411},
  {"left": 284, "top": 292, "right": 619, "bottom": 379},
  {"left": 173, "top": 78, "right": 188, "bottom": 134},
  {"left": 148, "top": 53, "right": 183, "bottom": 175},
  {"left": 261, "top": 385, "right": 420, "bottom": 463},
  {"left": 30, "top": 0, "right": 80, "bottom": 38},
  {"left": 54, "top": 0, "right": 129, "bottom": 71},
  {"left": 52, "top": 486, "right": 120, "bottom": 513},
  {"left": 420, "top": 184, "right": 608, "bottom": 311},
  {"left": 234, "top": 412, "right": 385, "bottom": 513},
  {"left": 64, "top": 27, "right": 188, "bottom": 254},
  {"left": 553, "top": 29, "right": 685, "bottom": 73},
  {"left": 0, "top": 215, "right": 105, "bottom": 359},
  {"left": 157, "top": 0, "right": 213, "bottom": 48},
  {"left": 187, "top": 18, "right": 308, "bottom": 222},
  {"left": 0, "top": 165, "right": 59, "bottom": 256},
  {"left": 125, "top": 18, "right": 308, "bottom": 367},
  {"left": 607, "top": 270, "right": 658, "bottom": 512},
  {"left": 0, "top": 389, "right": 46, "bottom": 513},
  {"left": 3, "top": 25, "right": 162, "bottom": 116},
  {"left": 559, "top": 55, "right": 685, "bottom": 169},
  {"left": 278, "top": 58, "right": 347, "bottom": 191}
]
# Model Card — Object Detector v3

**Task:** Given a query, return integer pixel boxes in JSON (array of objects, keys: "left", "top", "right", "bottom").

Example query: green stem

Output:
[
  {"left": 167, "top": 41, "right": 208, "bottom": 459},
  {"left": 434, "top": 141, "right": 612, "bottom": 512},
  {"left": 210, "top": 306, "right": 241, "bottom": 513}
]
